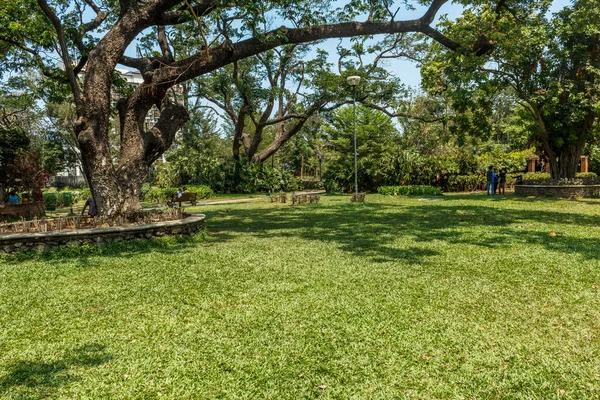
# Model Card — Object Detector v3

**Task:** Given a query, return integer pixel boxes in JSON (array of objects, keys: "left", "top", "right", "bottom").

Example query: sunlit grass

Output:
[{"left": 1, "top": 193, "right": 600, "bottom": 399}]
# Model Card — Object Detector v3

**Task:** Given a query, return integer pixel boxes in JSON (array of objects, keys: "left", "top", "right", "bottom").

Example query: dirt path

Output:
[{"left": 196, "top": 190, "right": 326, "bottom": 206}]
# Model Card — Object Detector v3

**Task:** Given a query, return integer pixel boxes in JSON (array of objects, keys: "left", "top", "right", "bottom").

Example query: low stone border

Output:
[
  {"left": 0, "top": 214, "right": 205, "bottom": 253},
  {"left": 515, "top": 184, "right": 600, "bottom": 198}
]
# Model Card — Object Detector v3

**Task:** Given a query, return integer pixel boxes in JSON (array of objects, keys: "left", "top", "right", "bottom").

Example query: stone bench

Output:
[{"left": 269, "top": 193, "right": 288, "bottom": 203}]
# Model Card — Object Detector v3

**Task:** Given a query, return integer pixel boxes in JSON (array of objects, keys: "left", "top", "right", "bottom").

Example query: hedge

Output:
[
  {"left": 377, "top": 185, "right": 443, "bottom": 196},
  {"left": 144, "top": 186, "right": 214, "bottom": 203},
  {"left": 521, "top": 172, "right": 599, "bottom": 185}
]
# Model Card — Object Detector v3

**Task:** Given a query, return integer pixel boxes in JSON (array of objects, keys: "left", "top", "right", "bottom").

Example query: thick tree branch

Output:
[
  {"left": 362, "top": 102, "right": 446, "bottom": 122},
  {"left": 157, "top": 26, "right": 175, "bottom": 63},
  {"left": 37, "top": 0, "right": 84, "bottom": 112},
  {"left": 143, "top": 101, "right": 189, "bottom": 163},
  {"left": 155, "top": 0, "right": 231, "bottom": 25},
  {"left": 420, "top": 26, "right": 461, "bottom": 51},
  {"left": 161, "top": 4, "right": 460, "bottom": 86}
]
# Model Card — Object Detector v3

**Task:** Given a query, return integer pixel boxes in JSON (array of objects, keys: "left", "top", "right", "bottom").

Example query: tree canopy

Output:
[
  {"left": 422, "top": 0, "right": 600, "bottom": 178},
  {"left": 1, "top": 0, "right": 568, "bottom": 214}
]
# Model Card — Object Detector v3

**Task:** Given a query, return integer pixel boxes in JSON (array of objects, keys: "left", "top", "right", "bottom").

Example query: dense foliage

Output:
[
  {"left": 521, "top": 172, "right": 599, "bottom": 185},
  {"left": 423, "top": 0, "right": 600, "bottom": 179},
  {"left": 145, "top": 186, "right": 214, "bottom": 203},
  {"left": 377, "top": 185, "right": 443, "bottom": 196}
]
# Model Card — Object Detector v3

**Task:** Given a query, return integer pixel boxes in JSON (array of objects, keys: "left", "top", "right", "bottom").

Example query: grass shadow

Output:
[
  {"left": 1, "top": 229, "right": 229, "bottom": 266},
  {"left": 0, "top": 343, "right": 112, "bottom": 397},
  {"left": 205, "top": 199, "right": 600, "bottom": 262}
]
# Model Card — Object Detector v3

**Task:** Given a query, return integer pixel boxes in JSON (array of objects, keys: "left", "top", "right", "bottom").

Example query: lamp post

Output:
[{"left": 346, "top": 75, "right": 361, "bottom": 194}]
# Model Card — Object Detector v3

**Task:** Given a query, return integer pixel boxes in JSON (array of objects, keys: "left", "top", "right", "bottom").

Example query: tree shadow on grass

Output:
[
  {"left": 0, "top": 343, "right": 112, "bottom": 397},
  {"left": 206, "top": 200, "right": 600, "bottom": 262},
  {"left": 2, "top": 230, "right": 234, "bottom": 266},
  {"left": 5, "top": 197, "right": 600, "bottom": 265}
]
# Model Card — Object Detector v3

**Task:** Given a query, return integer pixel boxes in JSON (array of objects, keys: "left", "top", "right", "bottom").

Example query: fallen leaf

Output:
[{"left": 317, "top": 385, "right": 328, "bottom": 390}]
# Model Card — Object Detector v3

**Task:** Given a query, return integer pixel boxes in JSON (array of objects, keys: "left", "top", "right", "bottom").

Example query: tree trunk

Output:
[
  {"left": 535, "top": 109, "right": 594, "bottom": 180},
  {"left": 78, "top": 77, "right": 189, "bottom": 217},
  {"left": 549, "top": 146, "right": 583, "bottom": 179}
]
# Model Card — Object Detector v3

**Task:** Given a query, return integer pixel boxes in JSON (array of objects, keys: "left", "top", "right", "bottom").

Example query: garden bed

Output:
[{"left": 0, "top": 210, "right": 205, "bottom": 253}]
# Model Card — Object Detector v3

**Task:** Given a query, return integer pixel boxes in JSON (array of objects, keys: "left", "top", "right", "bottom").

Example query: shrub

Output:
[
  {"left": 43, "top": 192, "right": 57, "bottom": 210},
  {"left": 475, "top": 148, "right": 532, "bottom": 174},
  {"left": 144, "top": 186, "right": 214, "bottom": 203},
  {"left": 447, "top": 175, "right": 486, "bottom": 192},
  {"left": 144, "top": 188, "right": 163, "bottom": 203},
  {"left": 301, "top": 180, "right": 325, "bottom": 191},
  {"left": 78, "top": 188, "right": 92, "bottom": 202},
  {"left": 145, "top": 188, "right": 174, "bottom": 203},
  {"left": 377, "top": 185, "right": 443, "bottom": 196},
  {"left": 57, "top": 192, "right": 73, "bottom": 207},
  {"left": 521, "top": 172, "right": 599, "bottom": 185},
  {"left": 185, "top": 185, "right": 215, "bottom": 199}
]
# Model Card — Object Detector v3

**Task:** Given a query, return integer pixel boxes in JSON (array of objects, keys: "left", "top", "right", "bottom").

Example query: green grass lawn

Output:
[{"left": 1, "top": 193, "right": 600, "bottom": 399}]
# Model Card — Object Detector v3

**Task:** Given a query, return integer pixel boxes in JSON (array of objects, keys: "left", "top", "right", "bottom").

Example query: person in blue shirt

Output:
[
  {"left": 486, "top": 166, "right": 494, "bottom": 195},
  {"left": 8, "top": 191, "right": 20, "bottom": 204},
  {"left": 492, "top": 169, "right": 499, "bottom": 195}
]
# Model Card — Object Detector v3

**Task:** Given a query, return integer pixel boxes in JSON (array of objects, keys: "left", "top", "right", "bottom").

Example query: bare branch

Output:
[
  {"left": 37, "top": 0, "right": 84, "bottom": 112},
  {"left": 80, "top": 0, "right": 107, "bottom": 34},
  {"left": 161, "top": 2, "right": 462, "bottom": 87},
  {"left": 362, "top": 102, "right": 446, "bottom": 122},
  {"left": 155, "top": 0, "right": 229, "bottom": 25},
  {"left": 157, "top": 26, "right": 174, "bottom": 63}
]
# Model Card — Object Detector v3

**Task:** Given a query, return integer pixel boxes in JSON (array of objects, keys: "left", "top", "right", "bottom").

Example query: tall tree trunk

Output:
[{"left": 534, "top": 107, "right": 593, "bottom": 180}]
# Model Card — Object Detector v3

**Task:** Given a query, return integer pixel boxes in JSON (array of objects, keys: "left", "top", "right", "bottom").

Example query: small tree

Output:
[
  {"left": 6, "top": 150, "right": 50, "bottom": 194},
  {"left": 324, "top": 105, "right": 398, "bottom": 192}
]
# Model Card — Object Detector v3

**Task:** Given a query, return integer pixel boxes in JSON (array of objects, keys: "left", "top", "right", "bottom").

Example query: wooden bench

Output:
[
  {"left": 168, "top": 192, "right": 197, "bottom": 207},
  {"left": 0, "top": 202, "right": 45, "bottom": 218}
]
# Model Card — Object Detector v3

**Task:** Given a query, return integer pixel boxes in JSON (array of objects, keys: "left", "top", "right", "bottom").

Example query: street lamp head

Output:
[{"left": 346, "top": 76, "right": 361, "bottom": 86}]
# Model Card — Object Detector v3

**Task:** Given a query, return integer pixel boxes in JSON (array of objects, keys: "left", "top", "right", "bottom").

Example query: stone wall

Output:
[
  {"left": 0, "top": 214, "right": 205, "bottom": 253},
  {"left": 515, "top": 185, "right": 600, "bottom": 198}
]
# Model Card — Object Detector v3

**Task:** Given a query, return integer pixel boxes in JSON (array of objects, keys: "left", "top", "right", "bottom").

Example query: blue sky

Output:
[{"left": 310, "top": 0, "right": 574, "bottom": 90}]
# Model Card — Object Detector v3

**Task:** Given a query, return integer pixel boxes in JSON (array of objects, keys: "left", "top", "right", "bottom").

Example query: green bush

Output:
[
  {"left": 57, "top": 192, "right": 73, "bottom": 207},
  {"left": 185, "top": 185, "right": 215, "bottom": 199},
  {"left": 521, "top": 172, "right": 599, "bottom": 185},
  {"left": 475, "top": 148, "right": 532, "bottom": 174},
  {"left": 144, "top": 186, "right": 214, "bottom": 203},
  {"left": 377, "top": 185, "right": 443, "bottom": 196},
  {"left": 43, "top": 192, "right": 57, "bottom": 210},
  {"left": 302, "top": 180, "right": 325, "bottom": 190},
  {"left": 153, "top": 159, "right": 300, "bottom": 194},
  {"left": 145, "top": 188, "right": 173, "bottom": 203},
  {"left": 447, "top": 174, "right": 486, "bottom": 192},
  {"left": 78, "top": 188, "right": 92, "bottom": 201}
]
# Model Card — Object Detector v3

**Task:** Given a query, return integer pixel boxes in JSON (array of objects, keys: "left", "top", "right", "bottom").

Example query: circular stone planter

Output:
[
  {"left": 515, "top": 184, "right": 600, "bottom": 198},
  {"left": 0, "top": 213, "right": 205, "bottom": 253}
]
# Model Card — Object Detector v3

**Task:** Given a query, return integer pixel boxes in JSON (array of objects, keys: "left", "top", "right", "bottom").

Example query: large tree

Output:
[
  {"left": 422, "top": 0, "right": 600, "bottom": 179},
  {"left": 2, "top": 0, "right": 505, "bottom": 216}
]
